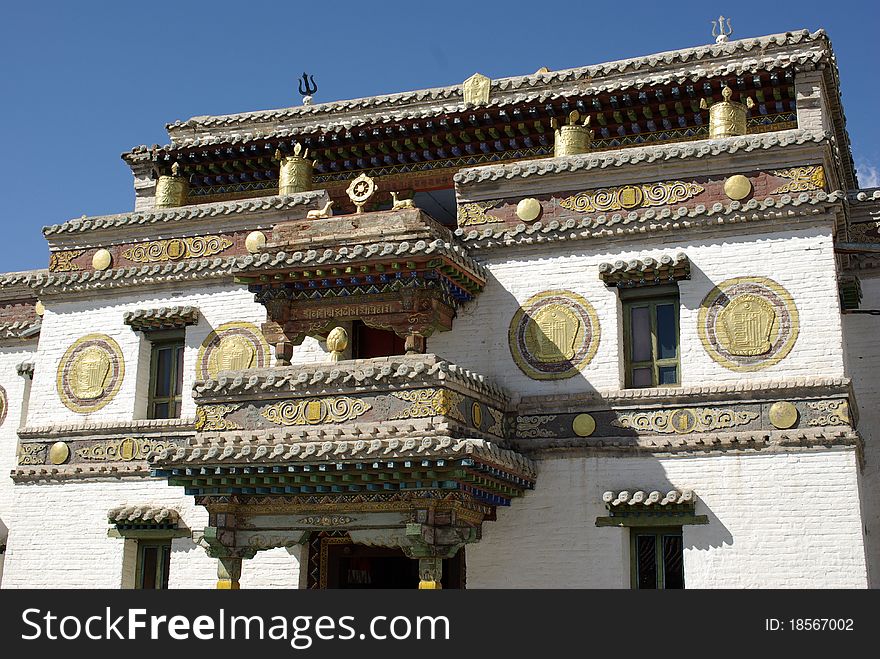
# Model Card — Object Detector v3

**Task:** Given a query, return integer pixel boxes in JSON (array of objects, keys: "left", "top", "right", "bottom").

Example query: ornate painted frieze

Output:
[
  {"left": 487, "top": 407, "right": 504, "bottom": 436},
  {"left": 75, "top": 437, "right": 176, "bottom": 461},
  {"left": 18, "top": 443, "right": 46, "bottom": 465},
  {"left": 197, "top": 322, "right": 271, "bottom": 380},
  {"left": 56, "top": 334, "right": 125, "bottom": 413},
  {"left": 611, "top": 407, "right": 759, "bottom": 434},
  {"left": 48, "top": 249, "right": 84, "bottom": 272},
  {"left": 457, "top": 199, "right": 503, "bottom": 227},
  {"left": 806, "top": 400, "right": 850, "bottom": 426},
  {"left": 509, "top": 290, "right": 601, "bottom": 380},
  {"left": 559, "top": 180, "right": 704, "bottom": 213},
  {"left": 390, "top": 389, "right": 466, "bottom": 422},
  {"left": 770, "top": 165, "right": 825, "bottom": 194},
  {"left": 260, "top": 397, "right": 371, "bottom": 426},
  {"left": 122, "top": 235, "right": 233, "bottom": 263},
  {"left": 298, "top": 515, "right": 355, "bottom": 527},
  {"left": 195, "top": 403, "right": 242, "bottom": 431},
  {"left": 848, "top": 221, "right": 880, "bottom": 244},
  {"left": 698, "top": 277, "right": 799, "bottom": 371}
]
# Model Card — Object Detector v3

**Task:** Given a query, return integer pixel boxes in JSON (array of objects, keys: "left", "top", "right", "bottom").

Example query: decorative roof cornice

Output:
[
  {"left": 459, "top": 190, "right": 844, "bottom": 250},
  {"left": 158, "top": 30, "right": 826, "bottom": 142},
  {"left": 11, "top": 464, "right": 154, "bottom": 482},
  {"left": 455, "top": 129, "right": 828, "bottom": 186},
  {"left": 604, "top": 489, "right": 695, "bottom": 508},
  {"left": 193, "top": 354, "right": 508, "bottom": 404},
  {"left": 599, "top": 253, "right": 690, "bottom": 287},
  {"left": 233, "top": 238, "right": 488, "bottom": 282},
  {"left": 107, "top": 505, "right": 180, "bottom": 526},
  {"left": 42, "top": 191, "right": 327, "bottom": 237},
  {"left": 24, "top": 257, "right": 240, "bottom": 297},
  {"left": 0, "top": 321, "right": 41, "bottom": 341},
  {"left": 848, "top": 188, "right": 880, "bottom": 203},
  {"left": 150, "top": 437, "right": 536, "bottom": 480},
  {"left": 123, "top": 305, "right": 200, "bottom": 331}
]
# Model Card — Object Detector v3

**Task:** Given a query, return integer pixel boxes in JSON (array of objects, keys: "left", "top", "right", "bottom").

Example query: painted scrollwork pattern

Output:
[
  {"left": 57, "top": 334, "right": 125, "bottom": 413},
  {"left": 75, "top": 437, "right": 176, "bottom": 461},
  {"left": 389, "top": 389, "right": 466, "bottom": 422},
  {"left": 122, "top": 235, "right": 233, "bottom": 263},
  {"left": 515, "top": 415, "right": 556, "bottom": 438},
  {"left": 559, "top": 180, "right": 704, "bottom": 213},
  {"left": 48, "top": 249, "right": 84, "bottom": 272},
  {"left": 18, "top": 443, "right": 47, "bottom": 465},
  {"left": 457, "top": 200, "right": 503, "bottom": 227},
  {"left": 195, "top": 403, "right": 242, "bottom": 431},
  {"left": 698, "top": 277, "right": 799, "bottom": 372},
  {"left": 197, "top": 322, "right": 271, "bottom": 380},
  {"left": 770, "top": 166, "right": 826, "bottom": 194},
  {"left": 0, "top": 384, "right": 7, "bottom": 427},
  {"left": 261, "top": 397, "right": 371, "bottom": 426},
  {"left": 806, "top": 400, "right": 850, "bottom": 426},
  {"left": 509, "top": 290, "right": 601, "bottom": 380},
  {"left": 611, "top": 407, "right": 759, "bottom": 434}
]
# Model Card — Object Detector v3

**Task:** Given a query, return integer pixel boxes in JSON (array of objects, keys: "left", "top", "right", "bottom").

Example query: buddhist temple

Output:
[{"left": 0, "top": 23, "right": 878, "bottom": 589}]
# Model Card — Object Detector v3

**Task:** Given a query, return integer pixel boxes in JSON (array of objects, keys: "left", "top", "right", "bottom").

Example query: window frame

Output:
[
  {"left": 147, "top": 332, "right": 185, "bottom": 420},
  {"left": 629, "top": 527, "right": 684, "bottom": 590},
  {"left": 135, "top": 540, "right": 172, "bottom": 590},
  {"left": 622, "top": 289, "right": 680, "bottom": 388}
]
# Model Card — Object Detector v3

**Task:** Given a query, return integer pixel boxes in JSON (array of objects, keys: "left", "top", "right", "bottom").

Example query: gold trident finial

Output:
[{"left": 711, "top": 15, "right": 732, "bottom": 44}]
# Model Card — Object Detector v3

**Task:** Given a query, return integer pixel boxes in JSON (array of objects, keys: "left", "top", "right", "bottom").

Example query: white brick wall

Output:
[
  {"left": 843, "top": 274, "right": 880, "bottom": 587},
  {"left": 431, "top": 222, "right": 844, "bottom": 396},
  {"left": 467, "top": 449, "right": 868, "bottom": 588}
]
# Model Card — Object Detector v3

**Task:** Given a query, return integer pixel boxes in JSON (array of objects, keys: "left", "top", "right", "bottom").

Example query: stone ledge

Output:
[
  {"left": 123, "top": 305, "right": 200, "bottom": 331},
  {"left": 10, "top": 464, "right": 156, "bottom": 482},
  {"left": 598, "top": 252, "right": 690, "bottom": 287},
  {"left": 18, "top": 417, "right": 196, "bottom": 439}
]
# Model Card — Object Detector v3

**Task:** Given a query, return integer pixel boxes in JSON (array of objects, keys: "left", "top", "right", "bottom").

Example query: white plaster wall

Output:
[
  {"left": 843, "top": 274, "right": 880, "bottom": 588},
  {"left": 0, "top": 341, "right": 37, "bottom": 587},
  {"left": 466, "top": 448, "right": 868, "bottom": 588},
  {"left": 431, "top": 222, "right": 844, "bottom": 396},
  {"left": 27, "top": 281, "right": 331, "bottom": 426}
]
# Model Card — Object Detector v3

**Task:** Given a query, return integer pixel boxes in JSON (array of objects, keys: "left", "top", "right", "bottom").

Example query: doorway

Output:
[{"left": 306, "top": 531, "right": 465, "bottom": 589}]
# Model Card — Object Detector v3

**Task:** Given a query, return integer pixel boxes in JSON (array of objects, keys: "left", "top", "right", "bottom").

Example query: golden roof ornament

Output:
[
  {"left": 326, "top": 327, "right": 349, "bottom": 362},
  {"left": 155, "top": 161, "right": 188, "bottom": 209},
  {"left": 462, "top": 73, "right": 491, "bottom": 106},
  {"left": 711, "top": 15, "right": 732, "bottom": 44},
  {"left": 346, "top": 173, "right": 378, "bottom": 214},
  {"left": 700, "top": 86, "right": 755, "bottom": 138},
  {"left": 276, "top": 143, "right": 316, "bottom": 195},
  {"left": 551, "top": 110, "right": 593, "bottom": 157}
]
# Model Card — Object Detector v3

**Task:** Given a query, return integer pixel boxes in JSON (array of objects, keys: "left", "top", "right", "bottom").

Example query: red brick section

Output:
[{"left": 0, "top": 299, "right": 38, "bottom": 324}]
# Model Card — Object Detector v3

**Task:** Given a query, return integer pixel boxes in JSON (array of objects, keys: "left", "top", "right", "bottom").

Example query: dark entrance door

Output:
[{"left": 307, "top": 532, "right": 465, "bottom": 589}]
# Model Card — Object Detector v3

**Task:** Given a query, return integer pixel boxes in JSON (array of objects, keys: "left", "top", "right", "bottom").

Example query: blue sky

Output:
[{"left": 1, "top": 0, "right": 877, "bottom": 272}]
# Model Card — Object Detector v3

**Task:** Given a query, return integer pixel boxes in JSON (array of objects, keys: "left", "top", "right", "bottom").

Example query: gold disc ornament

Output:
[
  {"left": 723, "top": 175, "right": 752, "bottom": 201},
  {"left": 57, "top": 334, "right": 125, "bottom": 413},
  {"left": 572, "top": 413, "right": 596, "bottom": 437},
  {"left": 49, "top": 441, "right": 70, "bottom": 465},
  {"left": 516, "top": 198, "right": 542, "bottom": 222}
]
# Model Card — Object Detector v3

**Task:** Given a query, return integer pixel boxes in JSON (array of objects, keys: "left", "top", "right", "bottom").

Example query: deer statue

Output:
[
  {"left": 306, "top": 200, "right": 334, "bottom": 219},
  {"left": 390, "top": 191, "right": 416, "bottom": 210}
]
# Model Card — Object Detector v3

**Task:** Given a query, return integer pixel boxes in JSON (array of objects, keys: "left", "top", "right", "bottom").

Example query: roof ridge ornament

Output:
[
  {"left": 298, "top": 72, "right": 318, "bottom": 106},
  {"left": 700, "top": 85, "right": 755, "bottom": 138},
  {"left": 711, "top": 15, "right": 733, "bottom": 44}
]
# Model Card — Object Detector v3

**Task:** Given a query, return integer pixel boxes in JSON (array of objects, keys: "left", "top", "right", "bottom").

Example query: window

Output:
[
  {"left": 148, "top": 337, "right": 184, "bottom": 419},
  {"left": 136, "top": 540, "right": 171, "bottom": 589},
  {"left": 631, "top": 528, "right": 684, "bottom": 589},
  {"left": 622, "top": 288, "right": 680, "bottom": 388}
]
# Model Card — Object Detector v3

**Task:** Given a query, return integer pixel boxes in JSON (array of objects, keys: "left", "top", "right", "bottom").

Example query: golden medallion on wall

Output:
[
  {"left": 197, "top": 321, "right": 271, "bottom": 380},
  {"left": 698, "top": 277, "right": 799, "bottom": 372},
  {"left": 57, "top": 334, "right": 125, "bottom": 413},
  {"left": 509, "top": 290, "right": 601, "bottom": 380}
]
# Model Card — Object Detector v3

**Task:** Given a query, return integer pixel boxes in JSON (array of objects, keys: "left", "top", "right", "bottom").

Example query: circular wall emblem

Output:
[
  {"left": 0, "top": 384, "right": 7, "bottom": 426},
  {"left": 197, "top": 321, "right": 271, "bottom": 380},
  {"left": 509, "top": 290, "right": 601, "bottom": 380},
  {"left": 57, "top": 334, "right": 125, "bottom": 413},
  {"left": 698, "top": 277, "right": 799, "bottom": 371}
]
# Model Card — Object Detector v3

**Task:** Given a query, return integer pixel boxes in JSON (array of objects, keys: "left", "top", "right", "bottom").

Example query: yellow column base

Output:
[
  {"left": 418, "top": 580, "right": 441, "bottom": 590},
  {"left": 216, "top": 579, "right": 240, "bottom": 590}
]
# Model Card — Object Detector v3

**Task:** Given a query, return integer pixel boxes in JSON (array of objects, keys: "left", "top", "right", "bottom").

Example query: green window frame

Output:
[
  {"left": 148, "top": 337, "right": 184, "bottom": 419},
  {"left": 136, "top": 540, "right": 171, "bottom": 589},
  {"left": 630, "top": 528, "right": 684, "bottom": 589},
  {"left": 622, "top": 292, "right": 680, "bottom": 388}
]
